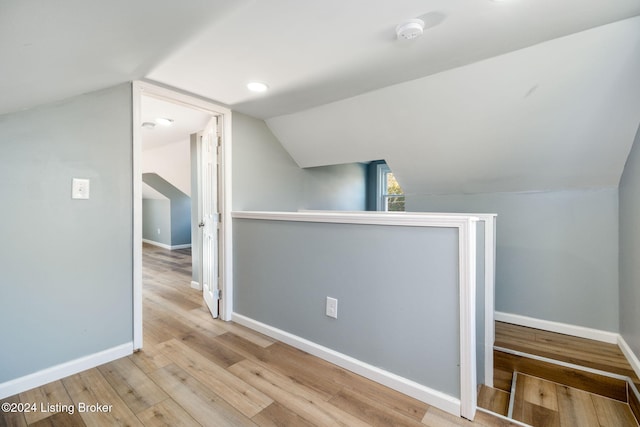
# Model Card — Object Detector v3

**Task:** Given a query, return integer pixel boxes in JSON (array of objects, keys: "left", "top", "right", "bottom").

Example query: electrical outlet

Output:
[
  {"left": 326, "top": 297, "right": 338, "bottom": 319},
  {"left": 157, "top": 228, "right": 161, "bottom": 235},
  {"left": 71, "top": 178, "right": 90, "bottom": 199}
]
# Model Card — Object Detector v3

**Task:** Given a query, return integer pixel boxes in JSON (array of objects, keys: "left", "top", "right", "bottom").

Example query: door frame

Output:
[{"left": 132, "top": 80, "right": 233, "bottom": 350}]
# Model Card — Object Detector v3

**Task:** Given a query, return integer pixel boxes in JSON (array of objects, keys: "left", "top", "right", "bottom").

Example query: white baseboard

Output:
[
  {"left": 0, "top": 342, "right": 133, "bottom": 400},
  {"left": 190, "top": 281, "right": 202, "bottom": 290},
  {"left": 494, "top": 312, "right": 619, "bottom": 344},
  {"left": 231, "top": 313, "right": 461, "bottom": 417},
  {"left": 143, "top": 239, "right": 191, "bottom": 250},
  {"left": 618, "top": 335, "right": 640, "bottom": 381},
  {"left": 171, "top": 243, "right": 192, "bottom": 250}
]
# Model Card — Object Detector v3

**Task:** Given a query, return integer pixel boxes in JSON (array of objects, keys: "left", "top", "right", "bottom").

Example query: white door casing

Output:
[{"left": 133, "top": 80, "right": 233, "bottom": 350}]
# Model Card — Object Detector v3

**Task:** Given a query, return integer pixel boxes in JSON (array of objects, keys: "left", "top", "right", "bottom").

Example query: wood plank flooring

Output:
[
  {"left": 511, "top": 373, "right": 638, "bottom": 427},
  {"left": 491, "top": 321, "right": 640, "bottom": 426},
  {"left": 1, "top": 243, "right": 519, "bottom": 426},
  {"left": 494, "top": 322, "right": 640, "bottom": 385},
  {"left": 494, "top": 350, "right": 628, "bottom": 402}
]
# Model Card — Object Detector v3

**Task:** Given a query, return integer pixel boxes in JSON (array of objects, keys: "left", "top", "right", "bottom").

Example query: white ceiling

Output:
[
  {"left": 0, "top": 0, "right": 245, "bottom": 115},
  {"left": 147, "top": 0, "right": 640, "bottom": 119},
  {"left": 141, "top": 96, "right": 211, "bottom": 151},
  {"left": 141, "top": 96, "right": 211, "bottom": 198},
  {"left": 267, "top": 16, "right": 640, "bottom": 194},
  {"left": 2, "top": 0, "right": 640, "bottom": 195}
]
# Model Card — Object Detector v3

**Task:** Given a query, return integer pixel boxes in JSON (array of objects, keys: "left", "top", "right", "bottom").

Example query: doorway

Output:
[{"left": 132, "top": 81, "right": 233, "bottom": 350}]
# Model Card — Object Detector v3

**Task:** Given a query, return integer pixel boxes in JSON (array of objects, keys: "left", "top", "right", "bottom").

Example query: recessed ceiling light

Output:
[
  {"left": 155, "top": 117, "right": 174, "bottom": 126},
  {"left": 141, "top": 122, "right": 156, "bottom": 129},
  {"left": 247, "top": 82, "right": 269, "bottom": 93}
]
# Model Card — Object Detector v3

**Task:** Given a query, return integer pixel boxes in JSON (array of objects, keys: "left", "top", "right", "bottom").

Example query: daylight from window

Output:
[{"left": 383, "top": 170, "right": 405, "bottom": 211}]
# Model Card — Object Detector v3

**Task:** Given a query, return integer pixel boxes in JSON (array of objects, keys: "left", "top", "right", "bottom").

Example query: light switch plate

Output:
[
  {"left": 326, "top": 297, "right": 338, "bottom": 319},
  {"left": 72, "top": 178, "right": 90, "bottom": 199}
]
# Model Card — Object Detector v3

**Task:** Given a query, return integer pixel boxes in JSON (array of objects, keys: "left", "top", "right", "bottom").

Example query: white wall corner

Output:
[
  {"left": 494, "top": 312, "right": 619, "bottom": 344},
  {"left": 190, "top": 281, "right": 202, "bottom": 290},
  {"left": 0, "top": 343, "right": 133, "bottom": 400},
  {"left": 618, "top": 335, "right": 640, "bottom": 381}
]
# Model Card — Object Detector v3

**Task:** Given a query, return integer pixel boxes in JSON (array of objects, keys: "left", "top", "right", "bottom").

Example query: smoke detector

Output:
[{"left": 396, "top": 19, "right": 425, "bottom": 41}]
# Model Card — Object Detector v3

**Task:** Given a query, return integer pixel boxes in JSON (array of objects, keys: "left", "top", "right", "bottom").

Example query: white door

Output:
[{"left": 200, "top": 117, "right": 220, "bottom": 318}]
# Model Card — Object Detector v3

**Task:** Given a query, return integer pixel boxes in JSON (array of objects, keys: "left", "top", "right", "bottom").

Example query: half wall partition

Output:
[{"left": 232, "top": 211, "right": 488, "bottom": 419}]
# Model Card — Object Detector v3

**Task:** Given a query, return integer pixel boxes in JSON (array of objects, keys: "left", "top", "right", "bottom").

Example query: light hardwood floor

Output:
[
  {"left": 511, "top": 373, "right": 637, "bottom": 427},
  {"left": 1, "top": 244, "right": 517, "bottom": 427},
  {"left": 494, "top": 322, "right": 640, "bottom": 384},
  {"left": 487, "top": 321, "right": 640, "bottom": 427}
]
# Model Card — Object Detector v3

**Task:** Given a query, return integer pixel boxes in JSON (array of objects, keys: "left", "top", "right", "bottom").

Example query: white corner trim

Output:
[
  {"left": 618, "top": 335, "right": 640, "bottom": 381},
  {"left": 132, "top": 82, "right": 143, "bottom": 351},
  {"left": 495, "top": 312, "right": 619, "bottom": 344},
  {"left": 190, "top": 281, "right": 202, "bottom": 290},
  {"left": 0, "top": 342, "right": 133, "bottom": 400},
  {"left": 458, "top": 219, "right": 477, "bottom": 420},
  {"left": 483, "top": 216, "right": 496, "bottom": 389},
  {"left": 231, "top": 313, "right": 461, "bottom": 417}
]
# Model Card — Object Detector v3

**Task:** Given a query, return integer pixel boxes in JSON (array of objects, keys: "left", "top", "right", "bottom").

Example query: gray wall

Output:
[
  {"left": 0, "top": 84, "right": 133, "bottom": 383},
  {"left": 234, "top": 218, "right": 461, "bottom": 397},
  {"left": 142, "top": 199, "right": 171, "bottom": 246},
  {"left": 407, "top": 188, "right": 619, "bottom": 332},
  {"left": 142, "top": 173, "right": 191, "bottom": 246},
  {"left": 232, "top": 112, "right": 366, "bottom": 212},
  {"left": 171, "top": 197, "right": 191, "bottom": 246},
  {"left": 619, "top": 124, "right": 640, "bottom": 356}
]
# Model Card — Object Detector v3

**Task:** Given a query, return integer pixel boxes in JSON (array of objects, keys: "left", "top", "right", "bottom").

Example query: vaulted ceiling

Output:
[{"left": 2, "top": 0, "right": 640, "bottom": 194}]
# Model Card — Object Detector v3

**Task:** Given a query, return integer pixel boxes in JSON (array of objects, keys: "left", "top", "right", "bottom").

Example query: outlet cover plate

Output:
[
  {"left": 72, "top": 178, "right": 90, "bottom": 199},
  {"left": 326, "top": 297, "right": 338, "bottom": 319}
]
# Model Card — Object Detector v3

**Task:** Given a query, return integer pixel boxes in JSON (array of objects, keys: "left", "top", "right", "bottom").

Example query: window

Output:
[{"left": 377, "top": 163, "right": 405, "bottom": 211}]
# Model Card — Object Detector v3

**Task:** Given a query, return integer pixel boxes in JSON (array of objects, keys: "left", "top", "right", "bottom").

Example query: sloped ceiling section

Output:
[
  {"left": 266, "top": 17, "right": 640, "bottom": 195},
  {"left": 148, "top": 0, "right": 640, "bottom": 120},
  {"left": 0, "top": 0, "right": 247, "bottom": 115}
]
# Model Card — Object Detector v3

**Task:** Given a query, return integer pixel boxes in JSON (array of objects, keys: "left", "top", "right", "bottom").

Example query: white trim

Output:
[
  {"left": 142, "top": 239, "right": 191, "bottom": 250},
  {"left": 220, "top": 107, "right": 233, "bottom": 322},
  {"left": 459, "top": 219, "right": 477, "bottom": 420},
  {"left": 494, "top": 346, "right": 630, "bottom": 381},
  {"left": 0, "top": 343, "right": 132, "bottom": 400},
  {"left": 483, "top": 215, "right": 496, "bottom": 388},
  {"left": 375, "top": 163, "right": 387, "bottom": 211},
  {"left": 190, "top": 281, "right": 202, "bottom": 291},
  {"left": 507, "top": 371, "right": 518, "bottom": 418},
  {"left": 618, "top": 335, "right": 640, "bottom": 381},
  {"left": 171, "top": 243, "right": 192, "bottom": 250},
  {"left": 132, "top": 83, "right": 143, "bottom": 350},
  {"left": 476, "top": 408, "right": 532, "bottom": 427},
  {"left": 232, "top": 211, "right": 479, "bottom": 228},
  {"left": 494, "top": 312, "right": 619, "bottom": 344},
  {"left": 133, "top": 81, "right": 234, "bottom": 348},
  {"left": 231, "top": 313, "right": 462, "bottom": 417}
]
